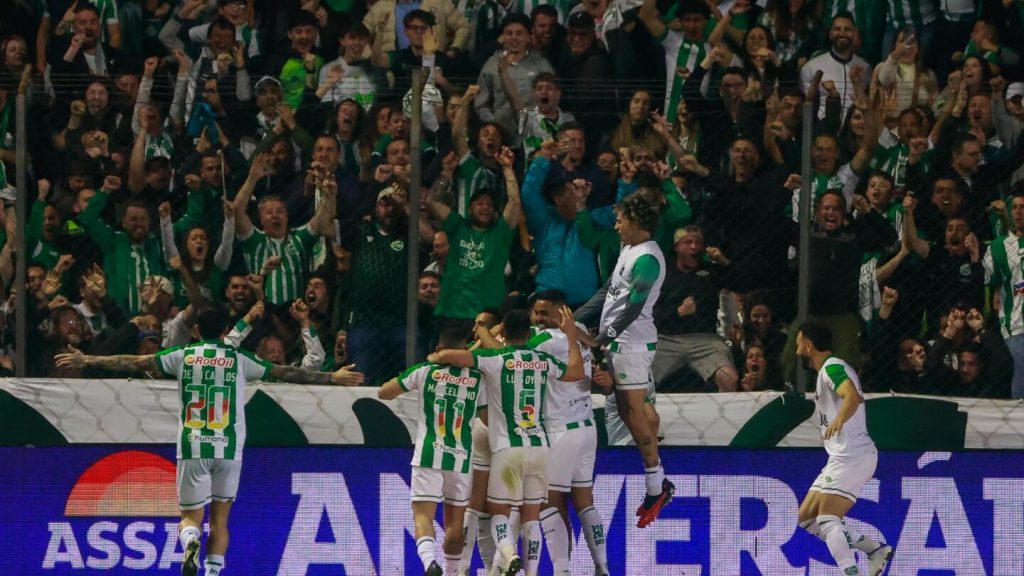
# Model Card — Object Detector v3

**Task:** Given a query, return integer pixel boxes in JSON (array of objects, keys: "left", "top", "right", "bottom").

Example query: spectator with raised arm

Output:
[{"left": 429, "top": 147, "right": 521, "bottom": 332}]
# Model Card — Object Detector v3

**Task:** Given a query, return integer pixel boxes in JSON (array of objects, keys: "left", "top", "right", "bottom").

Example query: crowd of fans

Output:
[{"left": 2, "top": 0, "right": 1023, "bottom": 398}]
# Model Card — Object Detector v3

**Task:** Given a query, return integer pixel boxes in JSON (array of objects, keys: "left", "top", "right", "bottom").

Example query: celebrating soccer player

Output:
[
  {"left": 794, "top": 322, "right": 894, "bottom": 576},
  {"left": 56, "top": 305, "right": 364, "bottom": 576},
  {"left": 430, "top": 307, "right": 583, "bottom": 576},
  {"left": 575, "top": 191, "right": 674, "bottom": 527},
  {"left": 378, "top": 326, "right": 484, "bottom": 576}
]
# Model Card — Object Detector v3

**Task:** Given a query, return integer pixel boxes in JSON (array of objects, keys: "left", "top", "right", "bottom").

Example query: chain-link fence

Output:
[{"left": 1, "top": 0, "right": 1021, "bottom": 398}]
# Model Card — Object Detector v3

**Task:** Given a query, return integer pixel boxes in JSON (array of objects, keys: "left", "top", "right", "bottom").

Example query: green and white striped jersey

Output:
[
  {"left": 398, "top": 362, "right": 484, "bottom": 473},
  {"left": 455, "top": 152, "right": 499, "bottom": 218},
  {"left": 983, "top": 235, "right": 1024, "bottom": 338},
  {"left": 519, "top": 108, "right": 574, "bottom": 160},
  {"left": 238, "top": 224, "right": 318, "bottom": 305},
  {"left": 156, "top": 340, "right": 271, "bottom": 461},
  {"left": 473, "top": 345, "right": 568, "bottom": 452},
  {"left": 528, "top": 325, "right": 593, "bottom": 428},
  {"left": 660, "top": 23, "right": 714, "bottom": 123},
  {"left": 815, "top": 357, "right": 875, "bottom": 458},
  {"left": 886, "top": 0, "right": 937, "bottom": 28}
]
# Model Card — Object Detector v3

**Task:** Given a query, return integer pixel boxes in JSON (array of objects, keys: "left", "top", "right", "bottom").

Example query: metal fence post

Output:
[
  {"left": 406, "top": 68, "right": 423, "bottom": 366},
  {"left": 14, "top": 83, "right": 27, "bottom": 377},
  {"left": 795, "top": 82, "right": 816, "bottom": 393}
]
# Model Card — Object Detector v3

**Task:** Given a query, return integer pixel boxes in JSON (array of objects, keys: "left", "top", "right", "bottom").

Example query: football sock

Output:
[
  {"left": 644, "top": 462, "right": 665, "bottom": 497},
  {"left": 521, "top": 520, "right": 542, "bottom": 576},
  {"left": 579, "top": 505, "right": 609, "bottom": 572},
  {"left": 417, "top": 536, "right": 435, "bottom": 571},
  {"left": 204, "top": 554, "right": 223, "bottom": 576},
  {"left": 818, "top": 514, "right": 859, "bottom": 574},
  {"left": 540, "top": 507, "right": 570, "bottom": 574}
]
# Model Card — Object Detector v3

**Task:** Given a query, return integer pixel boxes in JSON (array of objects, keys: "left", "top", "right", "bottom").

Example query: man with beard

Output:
[
  {"left": 903, "top": 195, "right": 985, "bottom": 331},
  {"left": 429, "top": 147, "right": 521, "bottom": 332},
  {"left": 35, "top": 305, "right": 93, "bottom": 377},
  {"left": 79, "top": 175, "right": 165, "bottom": 315},
  {"left": 49, "top": 5, "right": 134, "bottom": 99},
  {"left": 233, "top": 154, "right": 337, "bottom": 307},
  {"left": 780, "top": 191, "right": 898, "bottom": 384},
  {"left": 338, "top": 183, "right": 414, "bottom": 384},
  {"left": 983, "top": 190, "right": 1024, "bottom": 398},
  {"left": 799, "top": 11, "right": 871, "bottom": 120}
]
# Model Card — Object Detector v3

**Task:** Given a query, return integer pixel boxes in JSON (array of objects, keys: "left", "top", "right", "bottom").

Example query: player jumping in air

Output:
[
  {"left": 378, "top": 326, "right": 485, "bottom": 576},
  {"left": 56, "top": 305, "right": 364, "bottom": 576},
  {"left": 575, "top": 191, "right": 673, "bottom": 528},
  {"left": 527, "top": 290, "right": 610, "bottom": 576},
  {"left": 430, "top": 308, "right": 584, "bottom": 576},
  {"left": 794, "top": 321, "right": 894, "bottom": 576}
]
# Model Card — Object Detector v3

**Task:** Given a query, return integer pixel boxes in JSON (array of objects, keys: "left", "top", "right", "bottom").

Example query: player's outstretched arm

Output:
[
  {"left": 559, "top": 305, "right": 585, "bottom": 382},
  {"left": 54, "top": 347, "right": 158, "bottom": 374},
  {"left": 428, "top": 350, "right": 475, "bottom": 367},
  {"left": 824, "top": 379, "right": 863, "bottom": 439},
  {"left": 378, "top": 377, "right": 403, "bottom": 400},
  {"left": 268, "top": 363, "right": 365, "bottom": 386}
]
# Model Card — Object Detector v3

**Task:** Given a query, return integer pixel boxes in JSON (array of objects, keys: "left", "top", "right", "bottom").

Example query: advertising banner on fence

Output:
[{"left": 4, "top": 446, "right": 1023, "bottom": 575}]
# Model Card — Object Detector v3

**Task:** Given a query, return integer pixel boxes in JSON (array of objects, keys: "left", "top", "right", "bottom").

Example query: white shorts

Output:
[
  {"left": 177, "top": 458, "right": 242, "bottom": 510},
  {"left": 411, "top": 466, "right": 472, "bottom": 505},
  {"left": 488, "top": 446, "right": 549, "bottom": 506},
  {"left": 609, "top": 349, "right": 656, "bottom": 391},
  {"left": 546, "top": 421, "right": 597, "bottom": 492},
  {"left": 471, "top": 417, "right": 491, "bottom": 471},
  {"left": 810, "top": 451, "right": 878, "bottom": 503}
]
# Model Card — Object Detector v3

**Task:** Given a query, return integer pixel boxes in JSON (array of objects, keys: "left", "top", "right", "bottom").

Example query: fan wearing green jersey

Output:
[
  {"left": 379, "top": 326, "right": 484, "bottom": 576},
  {"left": 430, "top": 308, "right": 584, "bottom": 576},
  {"left": 233, "top": 153, "right": 337, "bottom": 306},
  {"left": 56, "top": 304, "right": 365, "bottom": 576},
  {"left": 794, "top": 322, "right": 893, "bottom": 576}
]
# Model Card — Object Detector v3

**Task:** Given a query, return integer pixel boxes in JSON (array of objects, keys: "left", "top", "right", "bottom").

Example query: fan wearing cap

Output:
[
  {"left": 552, "top": 11, "right": 613, "bottom": 120},
  {"left": 475, "top": 13, "right": 555, "bottom": 148},
  {"left": 335, "top": 183, "right": 418, "bottom": 385},
  {"left": 651, "top": 225, "right": 738, "bottom": 392},
  {"left": 428, "top": 144, "right": 522, "bottom": 336}
]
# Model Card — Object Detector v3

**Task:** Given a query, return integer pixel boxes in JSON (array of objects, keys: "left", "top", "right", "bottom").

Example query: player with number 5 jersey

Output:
[
  {"left": 55, "top": 305, "right": 365, "bottom": 576},
  {"left": 430, "top": 308, "right": 585, "bottom": 576}
]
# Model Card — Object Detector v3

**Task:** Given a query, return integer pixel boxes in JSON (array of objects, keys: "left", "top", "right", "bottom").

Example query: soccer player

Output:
[
  {"left": 528, "top": 290, "right": 609, "bottom": 576},
  {"left": 55, "top": 305, "right": 365, "bottom": 576},
  {"left": 794, "top": 322, "right": 894, "bottom": 576},
  {"left": 430, "top": 308, "right": 584, "bottom": 576},
  {"left": 575, "top": 191, "right": 674, "bottom": 528},
  {"left": 378, "top": 326, "right": 485, "bottom": 576}
]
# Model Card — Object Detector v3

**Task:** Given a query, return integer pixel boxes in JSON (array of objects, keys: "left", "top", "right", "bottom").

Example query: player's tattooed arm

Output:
[
  {"left": 54, "top": 347, "right": 158, "bottom": 373},
  {"left": 268, "top": 363, "right": 365, "bottom": 386}
]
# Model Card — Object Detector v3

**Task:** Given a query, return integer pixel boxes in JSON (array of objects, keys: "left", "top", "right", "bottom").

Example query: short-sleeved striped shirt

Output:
[
  {"left": 983, "top": 235, "right": 1024, "bottom": 338},
  {"left": 156, "top": 340, "right": 271, "bottom": 461},
  {"left": 473, "top": 345, "right": 567, "bottom": 452},
  {"left": 455, "top": 152, "right": 500, "bottom": 218},
  {"left": 398, "top": 362, "right": 484, "bottom": 473},
  {"left": 238, "top": 225, "right": 318, "bottom": 305}
]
